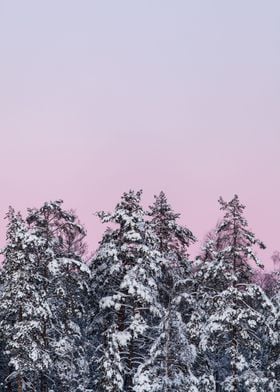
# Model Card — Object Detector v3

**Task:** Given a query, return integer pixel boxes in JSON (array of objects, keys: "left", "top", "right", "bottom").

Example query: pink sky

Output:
[{"left": 0, "top": 1, "right": 279, "bottom": 269}]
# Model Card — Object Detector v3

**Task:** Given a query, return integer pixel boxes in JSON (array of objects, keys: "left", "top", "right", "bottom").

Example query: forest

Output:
[{"left": 0, "top": 190, "right": 279, "bottom": 392}]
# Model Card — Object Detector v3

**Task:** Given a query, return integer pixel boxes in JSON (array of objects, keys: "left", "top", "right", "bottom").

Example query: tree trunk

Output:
[
  {"left": 117, "top": 305, "right": 125, "bottom": 332},
  {"left": 164, "top": 304, "right": 172, "bottom": 392},
  {"left": 40, "top": 373, "right": 48, "bottom": 392},
  {"left": 41, "top": 322, "right": 48, "bottom": 392},
  {"left": 6, "top": 374, "right": 13, "bottom": 392},
  {"left": 17, "top": 306, "right": 23, "bottom": 392},
  {"left": 126, "top": 337, "right": 134, "bottom": 392},
  {"left": 231, "top": 328, "right": 238, "bottom": 392},
  {"left": 17, "top": 374, "right": 23, "bottom": 392}
]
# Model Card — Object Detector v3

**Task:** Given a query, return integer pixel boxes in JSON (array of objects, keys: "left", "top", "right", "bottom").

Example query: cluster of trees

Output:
[{"left": 0, "top": 191, "right": 279, "bottom": 391}]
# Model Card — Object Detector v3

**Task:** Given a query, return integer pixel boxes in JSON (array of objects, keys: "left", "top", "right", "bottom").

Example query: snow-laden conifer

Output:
[
  {"left": 133, "top": 297, "right": 198, "bottom": 392},
  {"left": 26, "top": 200, "right": 91, "bottom": 391},
  {"left": 191, "top": 195, "right": 279, "bottom": 391},
  {"left": 133, "top": 192, "right": 198, "bottom": 391},
  {"left": 148, "top": 191, "right": 196, "bottom": 303},
  {"left": 90, "top": 190, "right": 163, "bottom": 391},
  {"left": 267, "top": 270, "right": 280, "bottom": 389},
  {"left": 0, "top": 207, "right": 54, "bottom": 391}
]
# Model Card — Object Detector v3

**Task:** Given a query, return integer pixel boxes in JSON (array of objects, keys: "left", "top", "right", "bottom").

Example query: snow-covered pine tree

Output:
[
  {"left": 191, "top": 195, "right": 278, "bottom": 391},
  {"left": 0, "top": 207, "right": 54, "bottom": 391},
  {"left": 267, "top": 270, "right": 280, "bottom": 389},
  {"left": 147, "top": 191, "right": 196, "bottom": 304},
  {"left": 26, "top": 200, "right": 91, "bottom": 391},
  {"left": 133, "top": 192, "right": 198, "bottom": 391},
  {"left": 133, "top": 295, "right": 199, "bottom": 392},
  {"left": 89, "top": 190, "right": 162, "bottom": 392}
]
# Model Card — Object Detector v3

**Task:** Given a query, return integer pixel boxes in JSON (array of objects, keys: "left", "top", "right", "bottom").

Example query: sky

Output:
[{"left": 0, "top": 1, "right": 279, "bottom": 269}]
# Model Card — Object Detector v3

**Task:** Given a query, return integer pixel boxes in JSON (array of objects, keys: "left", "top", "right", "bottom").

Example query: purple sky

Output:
[{"left": 0, "top": 1, "right": 280, "bottom": 269}]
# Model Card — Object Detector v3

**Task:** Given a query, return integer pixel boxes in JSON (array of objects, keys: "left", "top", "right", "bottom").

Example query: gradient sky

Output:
[{"left": 0, "top": 1, "right": 279, "bottom": 269}]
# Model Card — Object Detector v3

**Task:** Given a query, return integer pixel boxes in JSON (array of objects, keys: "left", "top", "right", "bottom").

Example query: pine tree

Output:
[
  {"left": 133, "top": 297, "right": 198, "bottom": 392},
  {"left": 26, "top": 200, "right": 90, "bottom": 391},
  {"left": 0, "top": 207, "right": 54, "bottom": 391},
  {"left": 148, "top": 191, "right": 196, "bottom": 303},
  {"left": 191, "top": 195, "right": 278, "bottom": 391},
  {"left": 133, "top": 192, "right": 198, "bottom": 391},
  {"left": 267, "top": 270, "right": 280, "bottom": 389},
  {"left": 89, "top": 190, "right": 163, "bottom": 391}
]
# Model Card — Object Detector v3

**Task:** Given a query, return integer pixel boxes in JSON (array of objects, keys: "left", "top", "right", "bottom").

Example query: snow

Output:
[{"left": 0, "top": 193, "right": 278, "bottom": 391}]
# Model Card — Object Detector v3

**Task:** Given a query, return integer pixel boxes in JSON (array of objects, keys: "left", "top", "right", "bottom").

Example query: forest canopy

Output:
[{"left": 0, "top": 191, "right": 279, "bottom": 391}]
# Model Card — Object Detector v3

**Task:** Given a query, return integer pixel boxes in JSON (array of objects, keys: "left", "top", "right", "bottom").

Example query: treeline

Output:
[{"left": 0, "top": 191, "right": 279, "bottom": 391}]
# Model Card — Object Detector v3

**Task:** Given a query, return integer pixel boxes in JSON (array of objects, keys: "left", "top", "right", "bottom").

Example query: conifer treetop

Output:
[
  {"left": 149, "top": 191, "right": 196, "bottom": 257},
  {"left": 97, "top": 189, "right": 144, "bottom": 228},
  {"left": 217, "top": 194, "right": 265, "bottom": 272}
]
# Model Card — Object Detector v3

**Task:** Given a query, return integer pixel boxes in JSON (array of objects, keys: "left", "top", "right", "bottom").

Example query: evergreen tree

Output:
[
  {"left": 26, "top": 200, "right": 90, "bottom": 391},
  {"left": 89, "top": 190, "right": 162, "bottom": 391},
  {"left": 191, "top": 195, "right": 278, "bottom": 391},
  {"left": 148, "top": 191, "right": 196, "bottom": 303},
  {"left": 133, "top": 192, "right": 198, "bottom": 391},
  {"left": 268, "top": 270, "right": 280, "bottom": 389},
  {"left": 133, "top": 296, "right": 198, "bottom": 392},
  {"left": 0, "top": 207, "right": 54, "bottom": 391}
]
